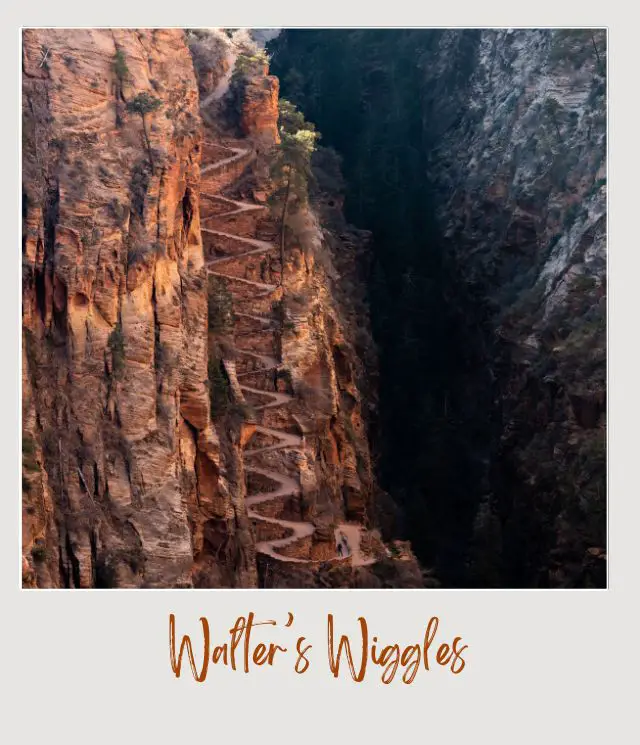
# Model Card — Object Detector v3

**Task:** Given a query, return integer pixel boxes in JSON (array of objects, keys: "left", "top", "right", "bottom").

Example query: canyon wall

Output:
[
  {"left": 271, "top": 29, "right": 606, "bottom": 587},
  {"left": 22, "top": 29, "right": 255, "bottom": 588},
  {"left": 424, "top": 30, "right": 606, "bottom": 587},
  {"left": 22, "top": 28, "right": 421, "bottom": 588}
]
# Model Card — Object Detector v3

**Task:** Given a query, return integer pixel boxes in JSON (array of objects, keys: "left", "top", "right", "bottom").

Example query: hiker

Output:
[
  {"left": 337, "top": 541, "right": 344, "bottom": 557},
  {"left": 341, "top": 535, "right": 350, "bottom": 556}
]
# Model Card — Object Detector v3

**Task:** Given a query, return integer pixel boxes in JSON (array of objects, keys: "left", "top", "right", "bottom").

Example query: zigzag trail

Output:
[{"left": 201, "top": 138, "right": 374, "bottom": 570}]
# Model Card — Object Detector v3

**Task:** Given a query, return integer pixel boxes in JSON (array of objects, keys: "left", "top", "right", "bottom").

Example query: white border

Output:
[{"left": 3, "top": 2, "right": 637, "bottom": 741}]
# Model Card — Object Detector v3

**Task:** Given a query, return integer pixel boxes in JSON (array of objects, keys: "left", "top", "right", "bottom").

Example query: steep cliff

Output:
[
  {"left": 188, "top": 30, "right": 423, "bottom": 588},
  {"left": 22, "top": 29, "right": 255, "bottom": 588},
  {"left": 22, "top": 28, "right": 421, "bottom": 589},
  {"left": 271, "top": 28, "right": 606, "bottom": 587},
  {"left": 425, "top": 30, "right": 606, "bottom": 587}
]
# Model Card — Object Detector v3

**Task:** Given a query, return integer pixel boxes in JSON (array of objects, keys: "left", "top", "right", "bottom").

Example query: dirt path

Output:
[
  {"left": 201, "top": 146, "right": 250, "bottom": 174},
  {"left": 201, "top": 140, "right": 373, "bottom": 568},
  {"left": 207, "top": 270, "right": 277, "bottom": 294},
  {"left": 206, "top": 246, "right": 273, "bottom": 266},
  {"left": 201, "top": 193, "right": 267, "bottom": 220},
  {"left": 336, "top": 523, "right": 376, "bottom": 567},
  {"left": 240, "top": 387, "right": 296, "bottom": 410}
]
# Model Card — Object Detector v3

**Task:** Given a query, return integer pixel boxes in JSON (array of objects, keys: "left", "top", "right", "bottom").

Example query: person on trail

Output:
[
  {"left": 341, "top": 535, "right": 350, "bottom": 556},
  {"left": 336, "top": 532, "right": 349, "bottom": 558}
]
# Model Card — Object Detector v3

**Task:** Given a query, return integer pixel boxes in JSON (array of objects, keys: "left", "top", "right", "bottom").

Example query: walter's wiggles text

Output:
[{"left": 169, "top": 613, "right": 468, "bottom": 684}]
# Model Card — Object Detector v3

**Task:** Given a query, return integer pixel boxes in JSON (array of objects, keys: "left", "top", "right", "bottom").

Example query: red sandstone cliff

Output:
[
  {"left": 22, "top": 28, "right": 422, "bottom": 589},
  {"left": 22, "top": 29, "right": 256, "bottom": 588}
]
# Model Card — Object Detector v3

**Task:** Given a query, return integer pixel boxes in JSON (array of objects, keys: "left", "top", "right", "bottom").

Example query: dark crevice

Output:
[{"left": 65, "top": 531, "right": 81, "bottom": 588}]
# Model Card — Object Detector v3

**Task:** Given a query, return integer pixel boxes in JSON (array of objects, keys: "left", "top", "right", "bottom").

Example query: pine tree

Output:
[
  {"left": 270, "top": 100, "right": 319, "bottom": 278},
  {"left": 126, "top": 92, "right": 162, "bottom": 165}
]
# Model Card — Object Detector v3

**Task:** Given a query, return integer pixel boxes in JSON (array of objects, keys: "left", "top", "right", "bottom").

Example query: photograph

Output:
[{"left": 21, "top": 27, "right": 606, "bottom": 589}]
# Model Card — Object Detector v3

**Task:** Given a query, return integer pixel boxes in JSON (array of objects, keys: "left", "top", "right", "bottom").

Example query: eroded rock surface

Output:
[
  {"left": 22, "top": 29, "right": 421, "bottom": 589},
  {"left": 22, "top": 29, "right": 255, "bottom": 588}
]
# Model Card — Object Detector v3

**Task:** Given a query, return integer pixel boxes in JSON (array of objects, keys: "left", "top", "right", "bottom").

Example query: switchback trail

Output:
[{"left": 201, "top": 138, "right": 373, "bottom": 569}]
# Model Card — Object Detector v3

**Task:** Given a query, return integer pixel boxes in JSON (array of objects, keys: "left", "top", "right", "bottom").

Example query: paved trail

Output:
[{"left": 202, "top": 140, "right": 373, "bottom": 567}]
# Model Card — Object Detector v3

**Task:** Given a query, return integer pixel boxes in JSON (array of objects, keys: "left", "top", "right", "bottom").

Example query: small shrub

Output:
[
  {"left": 126, "top": 92, "right": 162, "bottom": 118},
  {"left": 563, "top": 203, "right": 580, "bottom": 227},
  {"left": 22, "top": 434, "right": 40, "bottom": 472},
  {"left": 209, "top": 356, "right": 231, "bottom": 417},
  {"left": 208, "top": 276, "right": 234, "bottom": 334},
  {"left": 108, "top": 324, "right": 125, "bottom": 378},
  {"left": 113, "top": 49, "right": 129, "bottom": 81},
  {"left": 230, "top": 401, "right": 257, "bottom": 423},
  {"left": 31, "top": 543, "right": 48, "bottom": 562}
]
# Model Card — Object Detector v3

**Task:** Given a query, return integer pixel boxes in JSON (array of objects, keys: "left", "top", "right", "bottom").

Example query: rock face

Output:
[
  {"left": 22, "top": 28, "right": 422, "bottom": 589},
  {"left": 22, "top": 29, "right": 255, "bottom": 588},
  {"left": 423, "top": 30, "right": 606, "bottom": 587},
  {"left": 240, "top": 64, "right": 280, "bottom": 146},
  {"left": 194, "top": 47, "right": 421, "bottom": 588},
  {"left": 270, "top": 29, "right": 606, "bottom": 587}
]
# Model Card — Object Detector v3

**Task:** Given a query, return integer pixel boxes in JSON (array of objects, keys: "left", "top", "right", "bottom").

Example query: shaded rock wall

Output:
[
  {"left": 271, "top": 29, "right": 606, "bottom": 587},
  {"left": 423, "top": 30, "right": 606, "bottom": 587}
]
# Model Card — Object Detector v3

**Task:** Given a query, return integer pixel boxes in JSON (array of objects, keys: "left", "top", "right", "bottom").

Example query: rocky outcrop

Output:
[
  {"left": 22, "top": 29, "right": 255, "bottom": 588},
  {"left": 240, "top": 65, "right": 280, "bottom": 146}
]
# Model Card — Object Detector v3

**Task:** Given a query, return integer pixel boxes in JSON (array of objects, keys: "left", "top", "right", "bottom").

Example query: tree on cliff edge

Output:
[
  {"left": 127, "top": 92, "right": 162, "bottom": 167},
  {"left": 270, "top": 100, "right": 319, "bottom": 281}
]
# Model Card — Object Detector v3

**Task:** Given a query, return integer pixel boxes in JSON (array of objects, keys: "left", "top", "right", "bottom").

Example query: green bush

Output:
[
  {"left": 208, "top": 356, "right": 231, "bottom": 417},
  {"left": 113, "top": 49, "right": 129, "bottom": 81},
  {"left": 23, "top": 434, "right": 40, "bottom": 472},
  {"left": 108, "top": 324, "right": 125, "bottom": 378},
  {"left": 31, "top": 543, "right": 48, "bottom": 562},
  {"left": 126, "top": 92, "right": 162, "bottom": 118},
  {"left": 208, "top": 276, "right": 234, "bottom": 334},
  {"left": 563, "top": 203, "right": 580, "bottom": 227}
]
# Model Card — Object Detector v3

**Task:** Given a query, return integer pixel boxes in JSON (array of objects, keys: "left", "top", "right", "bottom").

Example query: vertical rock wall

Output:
[{"left": 22, "top": 29, "right": 256, "bottom": 588}]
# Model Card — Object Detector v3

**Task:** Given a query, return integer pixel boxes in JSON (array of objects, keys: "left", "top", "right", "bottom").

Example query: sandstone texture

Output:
[
  {"left": 22, "top": 29, "right": 421, "bottom": 589},
  {"left": 22, "top": 29, "right": 255, "bottom": 588}
]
